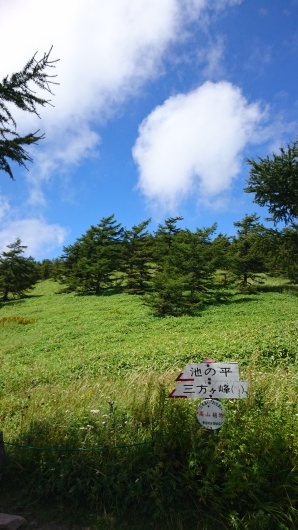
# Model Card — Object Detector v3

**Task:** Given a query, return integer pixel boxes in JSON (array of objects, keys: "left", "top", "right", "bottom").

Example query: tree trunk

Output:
[
  {"left": 95, "top": 274, "right": 101, "bottom": 295},
  {"left": 2, "top": 286, "right": 9, "bottom": 302}
]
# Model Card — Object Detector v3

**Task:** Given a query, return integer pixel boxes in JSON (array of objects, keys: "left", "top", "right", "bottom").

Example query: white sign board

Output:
[
  {"left": 197, "top": 399, "right": 225, "bottom": 430},
  {"left": 176, "top": 362, "right": 239, "bottom": 382},
  {"left": 169, "top": 380, "right": 248, "bottom": 399}
]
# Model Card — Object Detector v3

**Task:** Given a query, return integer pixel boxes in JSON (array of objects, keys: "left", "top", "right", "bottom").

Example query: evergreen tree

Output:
[
  {"left": 0, "top": 239, "right": 38, "bottom": 301},
  {"left": 173, "top": 225, "right": 217, "bottom": 302},
  {"left": 245, "top": 140, "right": 298, "bottom": 225},
  {"left": 50, "top": 258, "right": 64, "bottom": 281},
  {"left": 262, "top": 224, "right": 298, "bottom": 283},
  {"left": 61, "top": 215, "right": 124, "bottom": 294},
  {"left": 144, "top": 263, "right": 187, "bottom": 316},
  {"left": 154, "top": 216, "right": 183, "bottom": 260},
  {"left": 123, "top": 219, "right": 153, "bottom": 294},
  {"left": 37, "top": 258, "right": 54, "bottom": 280},
  {"left": 278, "top": 224, "right": 298, "bottom": 283},
  {"left": 146, "top": 221, "right": 218, "bottom": 315},
  {"left": 0, "top": 48, "right": 58, "bottom": 179},
  {"left": 211, "top": 233, "right": 232, "bottom": 285},
  {"left": 228, "top": 214, "right": 266, "bottom": 289},
  {"left": 244, "top": 141, "right": 298, "bottom": 283}
]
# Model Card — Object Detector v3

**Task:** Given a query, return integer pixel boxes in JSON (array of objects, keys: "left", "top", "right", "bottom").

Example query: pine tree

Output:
[
  {"left": 146, "top": 220, "right": 218, "bottom": 315},
  {"left": 245, "top": 140, "right": 298, "bottom": 225},
  {"left": 154, "top": 216, "right": 183, "bottom": 260},
  {"left": 123, "top": 219, "right": 153, "bottom": 294},
  {"left": 144, "top": 263, "right": 187, "bottom": 316},
  {"left": 61, "top": 215, "right": 124, "bottom": 294},
  {"left": 262, "top": 225, "right": 298, "bottom": 283},
  {"left": 278, "top": 225, "right": 298, "bottom": 283},
  {"left": 37, "top": 259, "right": 54, "bottom": 280},
  {"left": 211, "top": 233, "right": 232, "bottom": 285},
  {"left": 228, "top": 214, "right": 266, "bottom": 289},
  {"left": 0, "top": 239, "right": 38, "bottom": 301},
  {"left": 173, "top": 225, "right": 217, "bottom": 302},
  {"left": 0, "top": 48, "right": 58, "bottom": 179}
]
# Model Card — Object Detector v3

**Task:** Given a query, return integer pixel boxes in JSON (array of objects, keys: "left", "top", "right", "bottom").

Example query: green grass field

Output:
[{"left": 1, "top": 278, "right": 298, "bottom": 529}]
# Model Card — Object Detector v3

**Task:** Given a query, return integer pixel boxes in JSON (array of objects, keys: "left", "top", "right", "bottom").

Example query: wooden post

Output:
[{"left": 0, "top": 431, "right": 6, "bottom": 467}]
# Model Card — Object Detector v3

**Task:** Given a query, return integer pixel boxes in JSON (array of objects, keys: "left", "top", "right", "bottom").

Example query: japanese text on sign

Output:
[
  {"left": 169, "top": 380, "right": 248, "bottom": 399},
  {"left": 197, "top": 399, "right": 226, "bottom": 430},
  {"left": 169, "top": 360, "right": 248, "bottom": 399},
  {"left": 176, "top": 362, "right": 239, "bottom": 382}
]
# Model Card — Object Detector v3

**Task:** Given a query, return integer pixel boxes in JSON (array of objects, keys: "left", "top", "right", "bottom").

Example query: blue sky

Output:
[{"left": 0, "top": 0, "right": 297, "bottom": 259}]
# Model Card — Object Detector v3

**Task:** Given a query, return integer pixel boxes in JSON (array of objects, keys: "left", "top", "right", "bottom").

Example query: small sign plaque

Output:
[{"left": 197, "top": 399, "right": 225, "bottom": 430}]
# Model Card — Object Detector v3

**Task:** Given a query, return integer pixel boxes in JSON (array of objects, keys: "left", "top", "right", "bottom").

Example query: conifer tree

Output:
[
  {"left": 144, "top": 263, "right": 187, "bottom": 316},
  {"left": 228, "top": 214, "right": 266, "bottom": 288},
  {"left": 37, "top": 259, "right": 54, "bottom": 280},
  {"left": 277, "top": 225, "right": 298, "bottom": 283},
  {"left": 211, "top": 233, "right": 232, "bottom": 285},
  {"left": 146, "top": 220, "right": 218, "bottom": 315},
  {"left": 61, "top": 215, "right": 124, "bottom": 294},
  {"left": 154, "top": 216, "right": 183, "bottom": 259},
  {"left": 123, "top": 219, "right": 153, "bottom": 294},
  {"left": 0, "top": 239, "right": 38, "bottom": 301},
  {"left": 173, "top": 225, "right": 218, "bottom": 302},
  {"left": 0, "top": 48, "right": 57, "bottom": 179},
  {"left": 144, "top": 217, "right": 185, "bottom": 315},
  {"left": 261, "top": 225, "right": 298, "bottom": 283},
  {"left": 245, "top": 140, "right": 298, "bottom": 225}
]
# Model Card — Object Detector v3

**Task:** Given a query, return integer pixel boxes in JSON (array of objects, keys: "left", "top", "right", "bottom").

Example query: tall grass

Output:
[{"left": 1, "top": 279, "right": 298, "bottom": 528}]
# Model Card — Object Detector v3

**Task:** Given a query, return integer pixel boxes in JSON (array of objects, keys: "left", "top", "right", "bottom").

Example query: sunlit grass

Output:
[{"left": 1, "top": 278, "right": 298, "bottom": 528}]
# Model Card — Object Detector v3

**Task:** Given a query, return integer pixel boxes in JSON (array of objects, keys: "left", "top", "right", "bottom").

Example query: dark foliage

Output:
[
  {"left": 245, "top": 140, "right": 298, "bottom": 225},
  {"left": 0, "top": 47, "right": 58, "bottom": 179}
]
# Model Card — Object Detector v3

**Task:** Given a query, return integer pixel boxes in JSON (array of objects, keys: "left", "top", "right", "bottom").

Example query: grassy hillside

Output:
[{"left": 0, "top": 279, "right": 298, "bottom": 529}]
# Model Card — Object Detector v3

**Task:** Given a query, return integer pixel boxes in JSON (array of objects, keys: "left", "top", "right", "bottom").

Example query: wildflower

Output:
[{"left": 91, "top": 409, "right": 100, "bottom": 414}]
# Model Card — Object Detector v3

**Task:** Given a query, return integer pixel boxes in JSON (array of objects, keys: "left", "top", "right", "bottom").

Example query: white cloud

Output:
[
  {"left": 27, "top": 124, "right": 100, "bottom": 205},
  {"left": 0, "top": 0, "right": 246, "bottom": 257},
  {"left": 0, "top": 219, "right": 68, "bottom": 259},
  {"left": 132, "top": 81, "right": 266, "bottom": 211},
  {"left": 0, "top": 193, "right": 10, "bottom": 221},
  {"left": 199, "top": 37, "right": 226, "bottom": 80},
  {"left": 0, "top": 0, "right": 182, "bottom": 191},
  {"left": 0, "top": 0, "right": 242, "bottom": 180},
  {"left": 0, "top": 1, "right": 182, "bottom": 145}
]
